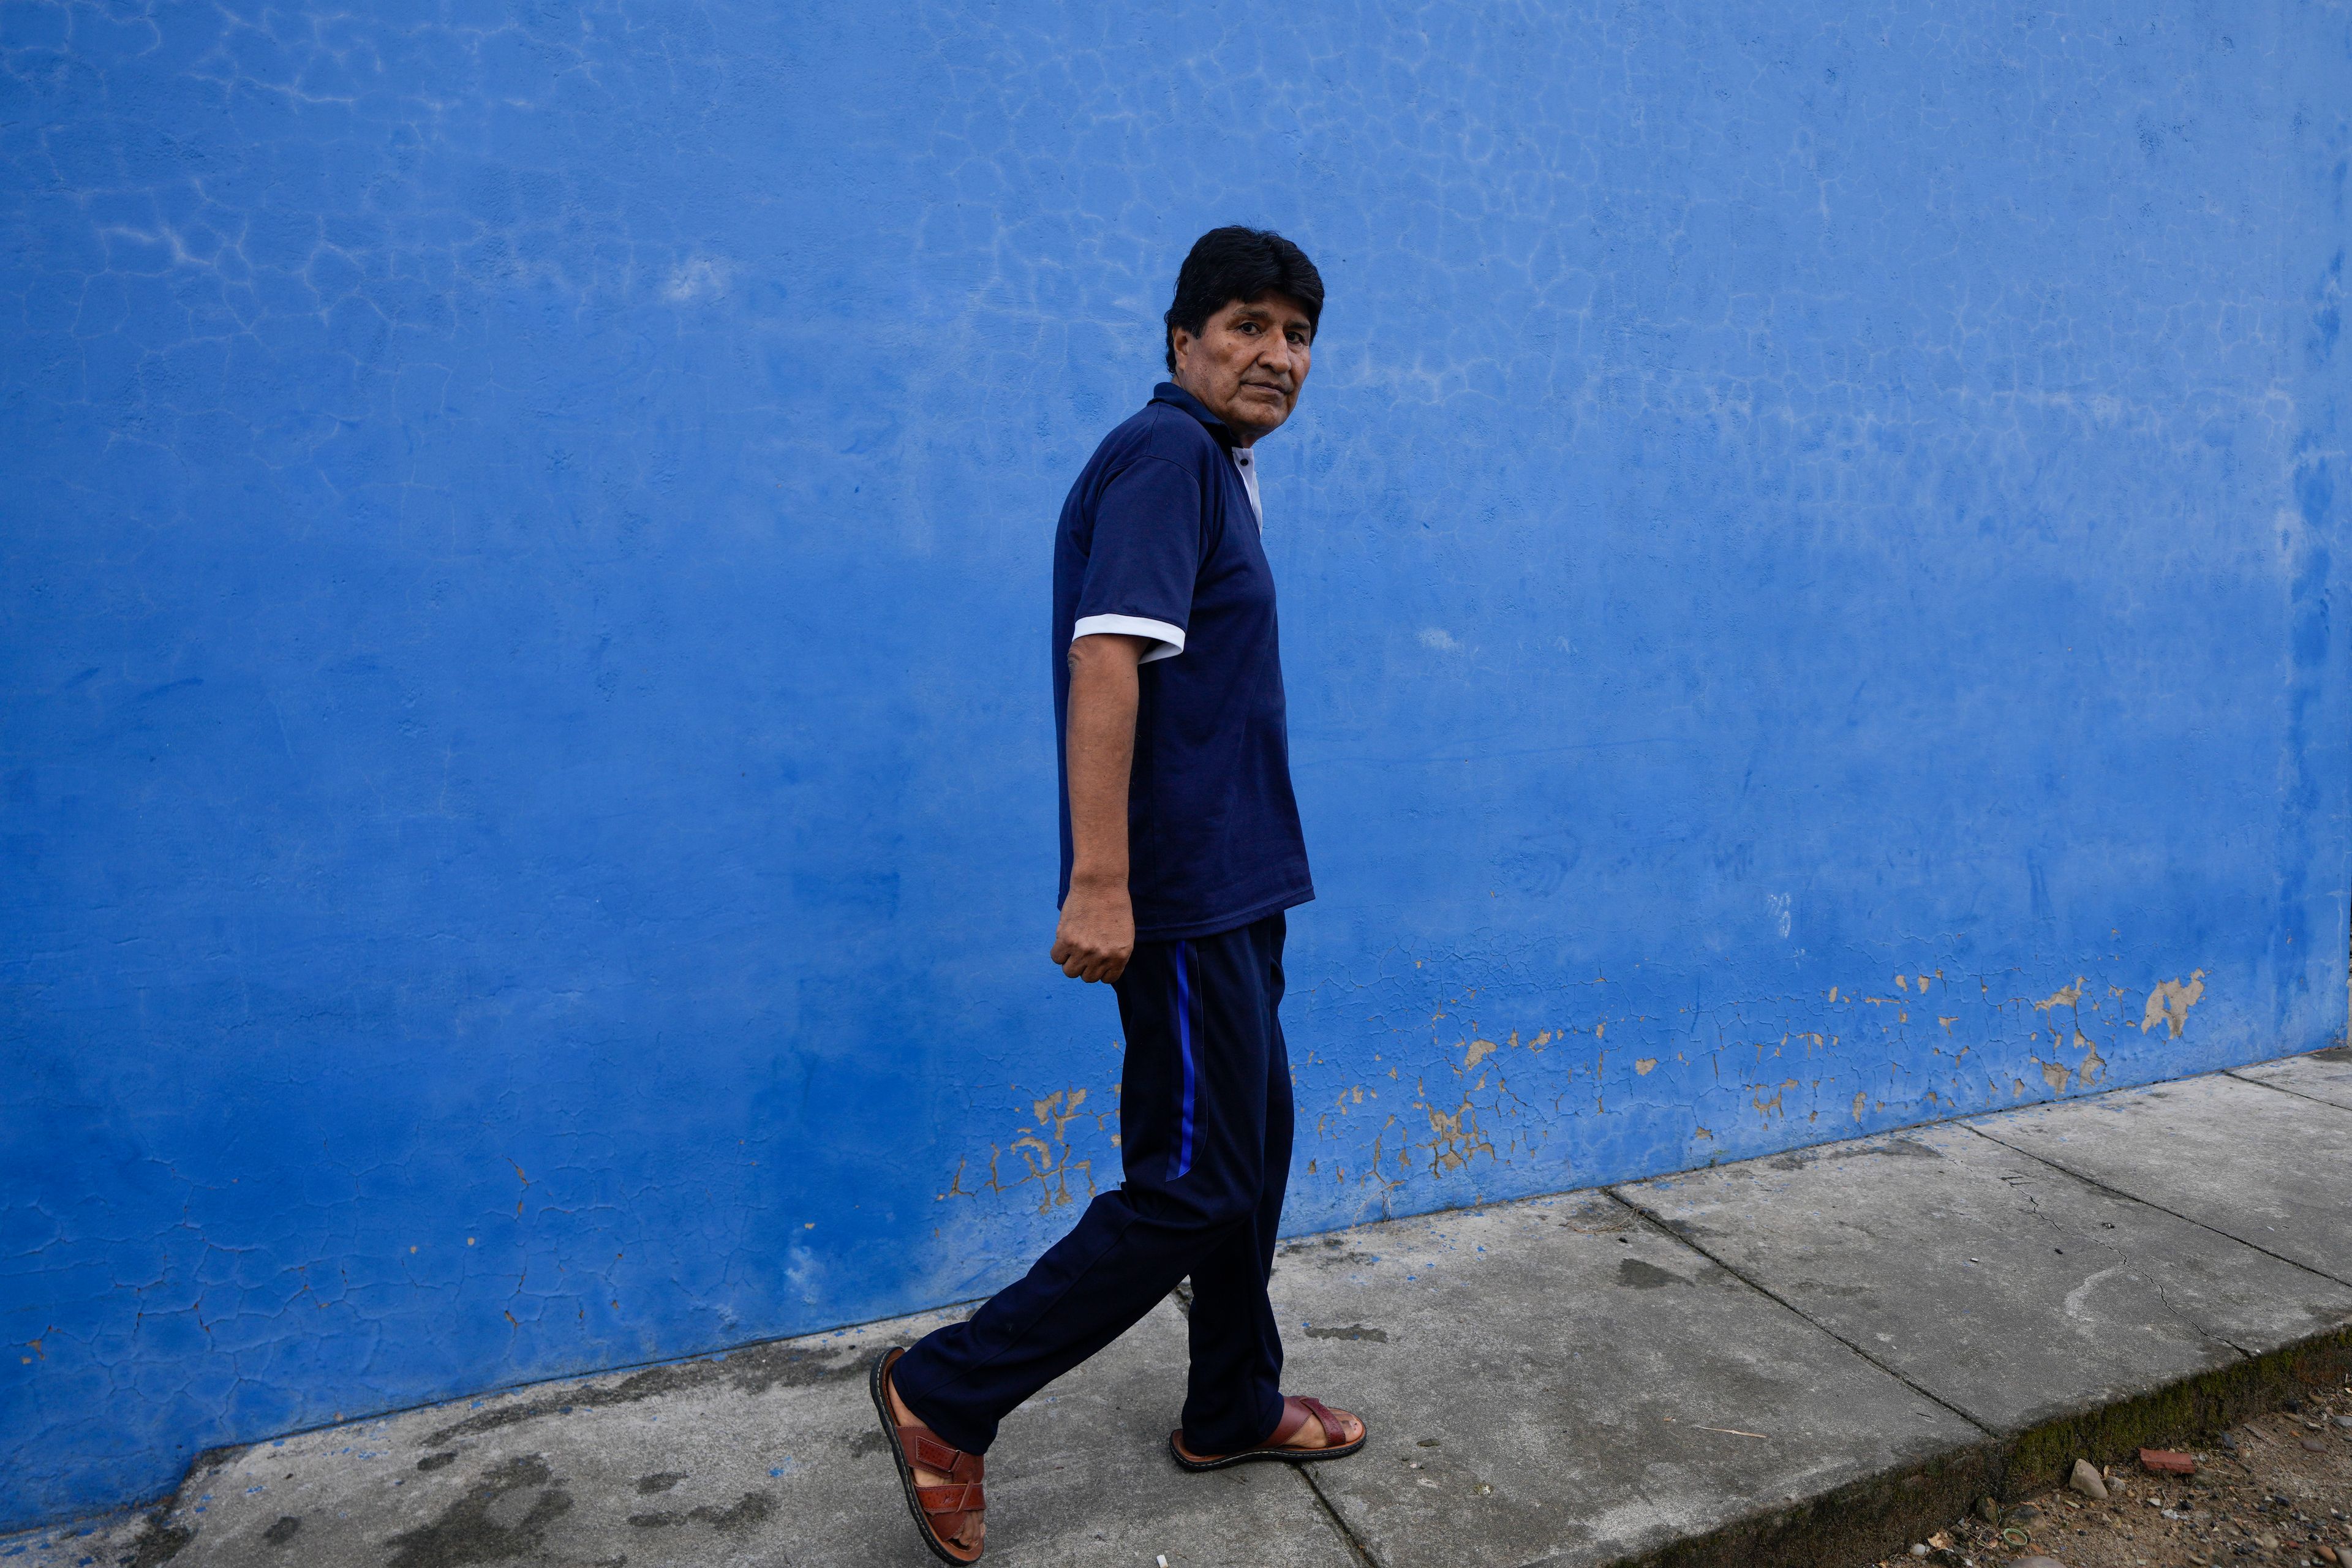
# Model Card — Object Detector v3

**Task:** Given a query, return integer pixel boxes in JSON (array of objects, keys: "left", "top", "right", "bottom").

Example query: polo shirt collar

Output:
[{"left": 1151, "top": 381, "right": 1238, "bottom": 448}]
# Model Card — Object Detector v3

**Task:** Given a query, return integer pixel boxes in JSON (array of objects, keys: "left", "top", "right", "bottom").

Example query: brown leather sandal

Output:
[
  {"left": 870, "top": 1348, "right": 986, "bottom": 1564},
  {"left": 1167, "top": 1393, "right": 1368, "bottom": 1471}
]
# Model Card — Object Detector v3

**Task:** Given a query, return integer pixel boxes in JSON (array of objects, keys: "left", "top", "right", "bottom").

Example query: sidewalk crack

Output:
[
  {"left": 1599, "top": 1188, "right": 1999, "bottom": 1439},
  {"left": 2220, "top": 1068, "right": 2352, "bottom": 1115},
  {"left": 1960, "top": 1121, "right": 2352, "bottom": 1292},
  {"left": 2010, "top": 1178, "right": 2236, "bottom": 1355},
  {"left": 1294, "top": 1463, "right": 1383, "bottom": 1567}
]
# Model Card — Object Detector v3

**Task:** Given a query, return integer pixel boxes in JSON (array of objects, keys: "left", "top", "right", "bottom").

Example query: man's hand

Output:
[
  {"left": 1050, "top": 877, "right": 1134, "bottom": 983},
  {"left": 1057, "top": 631, "right": 1147, "bottom": 984}
]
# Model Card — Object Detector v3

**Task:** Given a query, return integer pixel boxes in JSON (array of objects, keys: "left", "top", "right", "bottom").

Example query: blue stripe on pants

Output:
[{"left": 1170, "top": 940, "right": 1197, "bottom": 1180}]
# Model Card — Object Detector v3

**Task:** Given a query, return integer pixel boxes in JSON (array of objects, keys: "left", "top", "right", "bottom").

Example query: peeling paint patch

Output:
[
  {"left": 2034, "top": 980, "right": 2084, "bottom": 1012},
  {"left": 1419, "top": 1098, "right": 1495, "bottom": 1174},
  {"left": 2076, "top": 1035, "right": 2107, "bottom": 1085},
  {"left": 941, "top": 1085, "right": 1112, "bottom": 1213},
  {"left": 2141, "top": 971, "right": 2207, "bottom": 1037}
]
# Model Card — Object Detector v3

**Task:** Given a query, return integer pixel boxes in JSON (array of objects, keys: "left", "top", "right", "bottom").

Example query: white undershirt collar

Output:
[{"left": 1229, "top": 445, "right": 1262, "bottom": 530}]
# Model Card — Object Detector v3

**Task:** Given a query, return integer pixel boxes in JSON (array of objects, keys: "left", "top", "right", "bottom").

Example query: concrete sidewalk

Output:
[{"left": 12, "top": 1050, "right": 2352, "bottom": 1568}]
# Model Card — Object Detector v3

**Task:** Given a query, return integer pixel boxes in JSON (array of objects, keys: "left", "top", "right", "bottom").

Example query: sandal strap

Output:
[
  {"left": 1294, "top": 1395, "right": 1341, "bottom": 1445},
  {"left": 1269, "top": 1393, "right": 1345, "bottom": 1447},
  {"left": 1267, "top": 1396, "right": 1313, "bottom": 1447},
  {"left": 915, "top": 1480, "right": 986, "bottom": 1517},
  {"left": 903, "top": 1427, "right": 983, "bottom": 1480}
]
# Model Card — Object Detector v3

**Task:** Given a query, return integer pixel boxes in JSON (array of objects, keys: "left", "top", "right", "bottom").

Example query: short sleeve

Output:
[{"left": 1072, "top": 456, "right": 1200, "bottom": 663}]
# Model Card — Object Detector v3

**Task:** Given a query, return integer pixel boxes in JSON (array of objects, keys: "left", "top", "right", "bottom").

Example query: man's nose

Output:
[{"left": 1254, "top": 335, "right": 1295, "bottom": 382}]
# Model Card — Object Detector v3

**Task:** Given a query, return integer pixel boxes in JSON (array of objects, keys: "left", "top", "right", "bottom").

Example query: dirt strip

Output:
[{"left": 1862, "top": 1374, "right": 2352, "bottom": 1568}]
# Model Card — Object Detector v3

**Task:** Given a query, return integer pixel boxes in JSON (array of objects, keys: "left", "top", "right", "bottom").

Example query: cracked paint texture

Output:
[{"left": 2, "top": 0, "right": 2348, "bottom": 1534}]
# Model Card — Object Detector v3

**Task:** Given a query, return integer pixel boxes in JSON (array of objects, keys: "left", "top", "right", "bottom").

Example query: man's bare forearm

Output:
[
  {"left": 1065, "top": 636, "right": 1142, "bottom": 885},
  {"left": 1052, "top": 633, "right": 1145, "bottom": 982}
]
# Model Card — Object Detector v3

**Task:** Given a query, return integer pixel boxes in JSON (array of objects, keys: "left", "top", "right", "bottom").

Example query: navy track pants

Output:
[{"left": 892, "top": 911, "right": 1294, "bottom": 1457}]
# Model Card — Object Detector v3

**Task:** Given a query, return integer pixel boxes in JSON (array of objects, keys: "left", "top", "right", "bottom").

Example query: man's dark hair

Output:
[{"left": 1163, "top": 227, "right": 1325, "bottom": 374}]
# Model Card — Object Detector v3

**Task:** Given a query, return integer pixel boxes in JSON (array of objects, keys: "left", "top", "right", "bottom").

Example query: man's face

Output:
[{"left": 1169, "top": 293, "right": 1314, "bottom": 445}]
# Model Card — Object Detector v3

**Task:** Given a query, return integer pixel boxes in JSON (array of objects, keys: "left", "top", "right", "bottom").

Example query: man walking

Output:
[{"left": 871, "top": 227, "right": 1365, "bottom": 1562}]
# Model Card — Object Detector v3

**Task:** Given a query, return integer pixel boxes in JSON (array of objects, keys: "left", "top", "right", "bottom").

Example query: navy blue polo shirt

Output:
[{"left": 1052, "top": 382, "right": 1314, "bottom": 942}]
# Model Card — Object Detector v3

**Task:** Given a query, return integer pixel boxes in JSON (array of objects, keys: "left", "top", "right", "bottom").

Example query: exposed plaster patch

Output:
[
  {"left": 941, "top": 1085, "right": 1109, "bottom": 1213},
  {"left": 2034, "top": 980, "right": 2084, "bottom": 1012},
  {"left": 2141, "top": 971, "right": 2206, "bottom": 1036},
  {"left": 1419, "top": 1096, "right": 1494, "bottom": 1174},
  {"left": 2074, "top": 1031, "right": 2106, "bottom": 1085}
]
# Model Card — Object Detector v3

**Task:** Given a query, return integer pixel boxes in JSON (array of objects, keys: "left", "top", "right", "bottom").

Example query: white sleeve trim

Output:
[{"left": 1073, "top": 614, "right": 1185, "bottom": 663}]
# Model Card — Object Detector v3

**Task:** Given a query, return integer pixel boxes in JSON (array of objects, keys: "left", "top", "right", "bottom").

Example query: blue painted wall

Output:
[{"left": 3, "top": 0, "right": 2347, "bottom": 1529}]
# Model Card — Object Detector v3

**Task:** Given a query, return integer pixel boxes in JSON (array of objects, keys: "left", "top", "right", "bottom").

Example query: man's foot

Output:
[
  {"left": 870, "top": 1349, "right": 985, "bottom": 1562},
  {"left": 1268, "top": 1396, "right": 1365, "bottom": 1450},
  {"left": 1167, "top": 1395, "right": 1368, "bottom": 1471}
]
